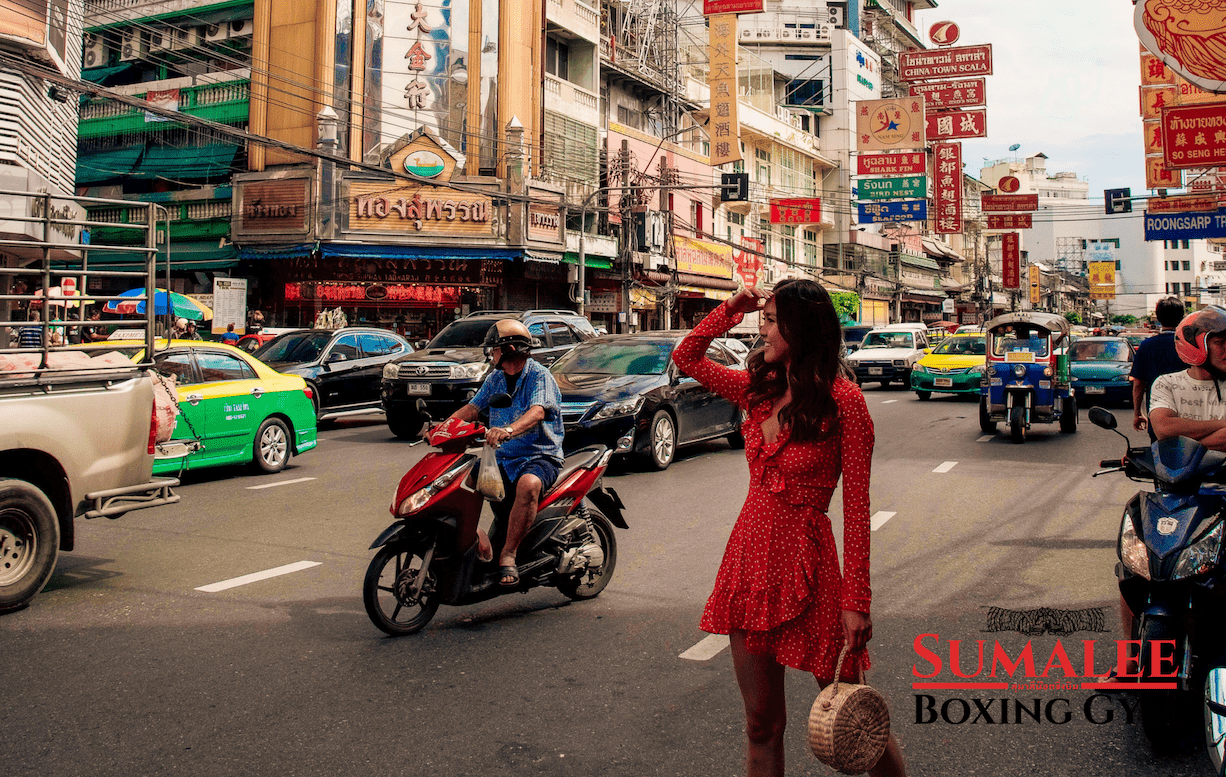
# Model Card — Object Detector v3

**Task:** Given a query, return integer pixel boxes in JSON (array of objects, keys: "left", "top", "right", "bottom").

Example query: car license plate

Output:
[
  {"left": 935, "top": 378, "right": 953, "bottom": 387},
  {"left": 1086, "top": 386, "right": 1105, "bottom": 394},
  {"left": 406, "top": 382, "right": 431, "bottom": 396},
  {"left": 868, "top": 367, "right": 883, "bottom": 375}
]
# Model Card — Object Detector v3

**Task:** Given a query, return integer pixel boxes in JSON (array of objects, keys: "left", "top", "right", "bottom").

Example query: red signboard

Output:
[
  {"left": 857, "top": 152, "right": 926, "bottom": 176},
  {"left": 769, "top": 197, "right": 821, "bottom": 225},
  {"left": 926, "top": 108, "right": 987, "bottom": 141},
  {"left": 1147, "top": 194, "right": 1221, "bottom": 213},
  {"left": 1160, "top": 103, "right": 1226, "bottom": 170},
  {"left": 702, "top": 0, "right": 763, "bottom": 14},
  {"left": 909, "top": 78, "right": 985, "bottom": 109},
  {"left": 929, "top": 21, "right": 960, "bottom": 46},
  {"left": 1002, "top": 233, "right": 1021, "bottom": 289},
  {"left": 982, "top": 194, "right": 1039, "bottom": 212},
  {"left": 985, "top": 214, "right": 1033, "bottom": 229},
  {"left": 734, "top": 236, "right": 764, "bottom": 288},
  {"left": 932, "top": 142, "right": 962, "bottom": 234},
  {"left": 899, "top": 44, "right": 993, "bottom": 82}
]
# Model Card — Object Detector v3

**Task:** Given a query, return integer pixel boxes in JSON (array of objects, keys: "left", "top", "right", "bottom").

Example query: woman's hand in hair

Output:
[
  {"left": 841, "top": 609, "right": 873, "bottom": 652},
  {"left": 726, "top": 286, "right": 770, "bottom": 315}
]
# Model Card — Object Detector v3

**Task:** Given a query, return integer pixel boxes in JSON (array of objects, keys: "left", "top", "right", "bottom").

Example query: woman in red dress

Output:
[{"left": 672, "top": 280, "right": 905, "bottom": 777}]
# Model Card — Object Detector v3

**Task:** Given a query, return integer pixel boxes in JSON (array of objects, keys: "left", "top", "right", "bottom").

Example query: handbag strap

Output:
[{"left": 828, "top": 644, "right": 866, "bottom": 698}]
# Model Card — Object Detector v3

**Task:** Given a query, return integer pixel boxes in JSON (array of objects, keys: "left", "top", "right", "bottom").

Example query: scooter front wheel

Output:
[{"left": 363, "top": 541, "right": 440, "bottom": 636}]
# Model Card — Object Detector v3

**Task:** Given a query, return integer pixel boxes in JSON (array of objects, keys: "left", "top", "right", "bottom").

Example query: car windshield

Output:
[
  {"left": 1070, "top": 340, "right": 1131, "bottom": 362},
  {"left": 427, "top": 318, "right": 499, "bottom": 348},
  {"left": 551, "top": 341, "right": 673, "bottom": 375},
  {"left": 860, "top": 332, "right": 914, "bottom": 349},
  {"left": 254, "top": 332, "right": 332, "bottom": 363},
  {"left": 992, "top": 330, "right": 1051, "bottom": 357},
  {"left": 933, "top": 336, "right": 986, "bottom": 356}
]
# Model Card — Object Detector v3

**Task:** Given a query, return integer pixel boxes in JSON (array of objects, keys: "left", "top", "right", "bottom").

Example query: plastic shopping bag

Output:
[{"left": 475, "top": 444, "right": 505, "bottom": 502}]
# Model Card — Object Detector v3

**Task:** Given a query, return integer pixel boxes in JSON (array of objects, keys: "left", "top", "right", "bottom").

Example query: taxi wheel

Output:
[
  {"left": 253, "top": 417, "right": 291, "bottom": 474},
  {"left": 915, "top": 390, "right": 931, "bottom": 401}
]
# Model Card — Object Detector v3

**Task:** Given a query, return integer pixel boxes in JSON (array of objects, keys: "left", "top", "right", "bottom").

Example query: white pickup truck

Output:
[{"left": 1, "top": 191, "right": 180, "bottom": 612}]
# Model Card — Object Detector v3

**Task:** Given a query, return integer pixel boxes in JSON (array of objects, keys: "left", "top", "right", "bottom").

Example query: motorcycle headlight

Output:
[
  {"left": 383, "top": 362, "right": 400, "bottom": 380},
  {"left": 1013, "top": 364, "right": 1027, "bottom": 378},
  {"left": 450, "top": 362, "right": 487, "bottom": 380},
  {"left": 593, "top": 395, "right": 645, "bottom": 420},
  {"left": 396, "top": 460, "right": 471, "bottom": 515},
  {"left": 986, "top": 365, "right": 997, "bottom": 376},
  {"left": 1120, "top": 513, "right": 1152, "bottom": 580},
  {"left": 1172, "top": 522, "right": 1223, "bottom": 580}
]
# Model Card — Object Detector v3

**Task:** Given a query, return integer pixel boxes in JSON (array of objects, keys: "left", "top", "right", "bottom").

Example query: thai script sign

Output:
[
  {"left": 1160, "top": 103, "right": 1226, "bottom": 170},
  {"left": 899, "top": 44, "right": 993, "bottom": 81},
  {"left": 1088, "top": 258, "right": 1117, "bottom": 300},
  {"left": 858, "top": 176, "right": 927, "bottom": 201},
  {"left": 674, "top": 235, "right": 734, "bottom": 279},
  {"left": 1002, "top": 233, "right": 1020, "bottom": 289},
  {"left": 982, "top": 194, "right": 1039, "bottom": 212},
  {"left": 349, "top": 182, "right": 492, "bottom": 236},
  {"left": 703, "top": 0, "right": 762, "bottom": 14},
  {"left": 857, "top": 152, "right": 926, "bottom": 176},
  {"left": 909, "top": 78, "right": 985, "bottom": 109},
  {"left": 285, "top": 282, "right": 462, "bottom": 304},
  {"left": 237, "top": 178, "right": 311, "bottom": 234},
  {"left": 857, "top": 200, "right": 928, "bottom": 224},
  {"left": 932, "top": 142, "right": 961, "bottom": 234},
  {"left": 926, "top": 108, "right": 987, "bottom": 141},
  {"left": 527, "top": 204, "right": 562, "bottom": 243},
  {"left": 1148, "top": 194, "right": 1220, "bottom": 213}
]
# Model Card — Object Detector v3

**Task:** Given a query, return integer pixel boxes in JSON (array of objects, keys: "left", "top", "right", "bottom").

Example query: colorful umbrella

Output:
[{"left": 103, "top": 288, "right": 213, "bottom": 320}]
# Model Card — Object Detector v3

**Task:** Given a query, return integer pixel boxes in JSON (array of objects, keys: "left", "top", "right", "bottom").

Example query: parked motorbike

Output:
[
  {"left": 363, "top": 397, "right": 628, "bottom": 636},
  {"left": 1089, "top": 407, "right": 1226, "bottom": 756}
]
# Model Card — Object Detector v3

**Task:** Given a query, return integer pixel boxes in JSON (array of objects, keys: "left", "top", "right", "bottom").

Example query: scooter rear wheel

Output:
[
  {"left": 557, "top": 505, "right": 618, "bottom": 601},
  {"left": 363, "top": 541, "right": 440, "bottom": 636}
]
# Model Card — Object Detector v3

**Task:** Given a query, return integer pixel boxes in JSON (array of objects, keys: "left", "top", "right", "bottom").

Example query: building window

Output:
[
  {"left": 1183, "top": 240, "right": 1191, "bottom": 249},
  {"left": 545, "top": 36, "right": 569, "bottom": 81},
  {"left": 1183, "top": 260, "right": 1191, "bottom": 271},
  {"left": 691, "top": 201, "right": 704, "bottom": 236}
]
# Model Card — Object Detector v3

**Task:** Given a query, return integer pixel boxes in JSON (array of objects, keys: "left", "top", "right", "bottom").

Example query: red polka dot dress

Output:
[{"left": 671, "top": 302, "right": 874, "bottom": 681}]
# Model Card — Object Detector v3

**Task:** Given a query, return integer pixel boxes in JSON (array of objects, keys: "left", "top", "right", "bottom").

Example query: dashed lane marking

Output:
[
  {"left": 977, "top": 435, "right": 994, "bottom": 442},
  {"left": 247, "top": 477, "right": 316, "bottom": 490},
  {"left": 680, "top": 634, "right": 730, "bottom": 661},
  {"left": 881, "top": 400, "right": 899, "bottom": 404},
  {"left": 871, "top": 511, "right": 896, "bottom": 531},
  {"left": 933, "top": 461, "right": 958, "bottom": 473},
  {"left": 195, "top": 561, "right": 322, "bottom": 593}
]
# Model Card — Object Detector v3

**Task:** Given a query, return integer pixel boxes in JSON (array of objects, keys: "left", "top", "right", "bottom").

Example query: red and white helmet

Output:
[{"left": 1174, "top": 305, "right": 1226, "bottom": 366}]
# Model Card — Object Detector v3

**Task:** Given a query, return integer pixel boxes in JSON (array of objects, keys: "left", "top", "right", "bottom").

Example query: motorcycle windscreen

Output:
[
  {"left": 1152, "top": 437, "right": 1226, "bottom": 486},
  {"left": 1140, "top": 491, "right": 1223, "bottom": 574}
]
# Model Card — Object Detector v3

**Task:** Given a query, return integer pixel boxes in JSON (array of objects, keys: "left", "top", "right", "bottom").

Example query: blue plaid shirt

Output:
[{"left": 469, "top": 358, "right": 565, "bottom": 480}]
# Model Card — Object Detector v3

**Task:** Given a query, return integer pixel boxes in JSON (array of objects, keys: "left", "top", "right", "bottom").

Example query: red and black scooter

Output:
[{"left": 363, "top": 397, "right": 628, "bottom": 636}]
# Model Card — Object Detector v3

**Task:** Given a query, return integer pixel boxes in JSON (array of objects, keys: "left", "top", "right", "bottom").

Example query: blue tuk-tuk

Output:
[{"left": 979, "top": 312, "right": 1076, "bottom": 443}]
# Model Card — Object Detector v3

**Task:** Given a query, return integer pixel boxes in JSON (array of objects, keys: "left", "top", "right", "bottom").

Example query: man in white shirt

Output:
[{"left": 1150, "top": 306, "right": 1226, "bottom": 450}]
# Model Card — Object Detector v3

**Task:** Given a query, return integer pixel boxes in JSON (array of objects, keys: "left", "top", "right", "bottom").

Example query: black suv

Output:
[{"left": 380, "top": 309, "right": 596, "bottom": 438}]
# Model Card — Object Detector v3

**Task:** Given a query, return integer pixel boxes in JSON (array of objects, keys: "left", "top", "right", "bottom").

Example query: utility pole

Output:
[
  {"left": 658, "top": 154, "right": 673, "bottom": 330},
  {"left": 619, "top": 139, "right": 633, "bottom": 334}
]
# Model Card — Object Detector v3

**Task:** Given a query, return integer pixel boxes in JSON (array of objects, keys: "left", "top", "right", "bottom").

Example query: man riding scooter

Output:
[{"left": 438, "top": 319, "right": 565, "bottom": 586}]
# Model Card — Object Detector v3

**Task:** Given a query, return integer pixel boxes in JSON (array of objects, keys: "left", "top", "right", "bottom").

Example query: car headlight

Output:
[
  {"left": 914, "top": 364, "right": 929, "bottom": 374},
  {"left": 593, "top": 395, "right": 645, "bottom": 420},
  {"left": 1120, "top": 513, "right": 1151, "bottom": 580},
  {"left": 986, "top": 365, "right": 997, "bottom": 376},
  {"left": 1113, "top": 373, "right": 1131, "bottom": 382},
  {"left": 450, "top": 362, "right": 487, "bottom": 380},
  {"left": 1172, "top": 522, "right": 1222, "bottom": 580},
  {"left": 968, "top": 364, "right": 985, "bottom": 374},
  {"left": 396, "top": 460, "right": 470, "bottom": 515},
  {"left": 893, "top": 359, "right": 907, "bottom": 367},
  {"left": 383, "top": 362, "right": 400, "bottom": 380},
  {"left": 1013, "top": 364, "right": 1027, "bottom": 377}
]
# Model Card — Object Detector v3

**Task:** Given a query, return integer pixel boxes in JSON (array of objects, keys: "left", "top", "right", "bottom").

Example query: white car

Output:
[{"left": 845, "top": 327, "right": 931, "bottom": 387}]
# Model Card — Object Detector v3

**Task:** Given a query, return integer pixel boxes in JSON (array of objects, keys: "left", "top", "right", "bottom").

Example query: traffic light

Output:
[
  {"left": 1104, "top": 187, "right": 1132, "bottom": 215},
  {"left": 721, "top": 172, "right": 749, "bottom": 202}
]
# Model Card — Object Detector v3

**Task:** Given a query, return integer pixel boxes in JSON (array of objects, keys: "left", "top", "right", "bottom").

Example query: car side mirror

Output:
[
  {"left": 923, "top": 348, "right": 932, "bottom": 354},
  {"left": 489, "top": 392, "right": 513, "bottom": 409},
  {"left": 415, "top": 339, "right": 428, "bottom": 349},
  {"left": 328, "top": 352, "right": 347, "bottom": 363}
]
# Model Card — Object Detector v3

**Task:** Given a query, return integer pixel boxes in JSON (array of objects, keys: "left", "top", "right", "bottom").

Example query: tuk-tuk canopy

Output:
[{"left": 984, "top": 312, "right": 1071, "bottom": 339}]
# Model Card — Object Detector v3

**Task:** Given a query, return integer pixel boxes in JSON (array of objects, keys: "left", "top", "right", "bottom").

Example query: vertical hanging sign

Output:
[
  {"left": 1029, "top": 264, "right": 1041, "bottom": 306},
  {"left": 933, "top": 142, "right": 962, "bottom": 234},
  {"left": 709, "top": 15, "right": 742, "bottom": 166},
  {"left": 1002, "top": 232, "right": 1020, "bottom": 289}
]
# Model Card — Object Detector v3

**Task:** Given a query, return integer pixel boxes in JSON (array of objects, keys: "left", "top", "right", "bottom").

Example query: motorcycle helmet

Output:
[
  {"left": 1175, "top": 305, "right": 1226, "bottom": 367},
  {"left": 483, "top": 319, "right": 533, "bottom": 368}
]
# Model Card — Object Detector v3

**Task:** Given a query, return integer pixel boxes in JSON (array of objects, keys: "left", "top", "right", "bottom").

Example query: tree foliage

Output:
[
  {"left": 1111, "top": 314, "right": 1137, "bottom": 325},
  {"left": 1063, "top": 311, "right": 1083, "bottom": 325},
  {"left": 829, "top": 291, "right": 861, "bottom": 324}
]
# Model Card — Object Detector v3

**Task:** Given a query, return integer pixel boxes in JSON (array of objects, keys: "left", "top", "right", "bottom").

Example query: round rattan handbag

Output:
[{"left": 807, "top": 645, "right": 890, "bottom": 775}]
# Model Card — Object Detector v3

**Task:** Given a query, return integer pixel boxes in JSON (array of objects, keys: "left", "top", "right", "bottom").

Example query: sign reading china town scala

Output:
[
  {"left": 856, "top": 97, "right": 926, "bottom": 151},
  {"left": 1160, "top": 103, "right": 1226, "bottom": 169},
  {"left": 1135, "top": 0, "right": 1226, "bottom": 93},
  {"left": 926, "top": 108, "right": 987, "bottom": 141},
  {"left": 932, "top": 142, "right": 962, "bottom": 234},
  {"left": 857, "top": 152, "right": 926, "bottom": 175},
  {"left": 908, "top": 78, "right": 985, "bottom": 109},
  {"left": 898, "top": 44, "right": 993, "bottom": 82}
]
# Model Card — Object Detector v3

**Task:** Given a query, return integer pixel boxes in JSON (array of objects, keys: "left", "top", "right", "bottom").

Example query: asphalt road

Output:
[{"left": 0, "top": 388, "right": 1213, "bottom": 776}]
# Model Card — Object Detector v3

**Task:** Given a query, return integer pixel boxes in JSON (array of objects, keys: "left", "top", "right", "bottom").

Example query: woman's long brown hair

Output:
[{"left": 743, "top": 279, "right": 852, "bottom": 442}]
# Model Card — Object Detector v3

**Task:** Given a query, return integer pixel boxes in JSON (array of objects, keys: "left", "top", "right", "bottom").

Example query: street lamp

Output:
[{"left": 316, "top": 106, "right": 340, "bottom": 239}]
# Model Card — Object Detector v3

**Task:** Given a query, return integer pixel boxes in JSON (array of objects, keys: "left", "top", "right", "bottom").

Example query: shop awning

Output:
[
  {"left": 563, "top": 252, "right": 614, "bottom": 270},
  {"left": 76, "top": 145, "right": 144, "bottom": 184},
  {"left": 921, "top": 236, "right": 961, "bottom": 260},
  {"left": 81, "top": 63, "right": 138, "bottom": 84},
  {"left": 900, "top": 253, "right": 941, "bottom": 271},
  {"left": 524, "top": 250, "right": 564, "bottom": 264},
  {"left": 131, "top": 144, "right": 240, "bottom": 180},
  {"left": 320, "top": 244, "right": 521, "bottom": 262},
  {"left": 238, "top": 244, "right": 316, "bottom": 260},
  {"left": 66, "top": 240, "right": 240, "bottom": 271}
]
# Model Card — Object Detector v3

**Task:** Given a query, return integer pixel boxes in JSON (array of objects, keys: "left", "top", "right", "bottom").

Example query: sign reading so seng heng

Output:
[{"left": 1160, "top": 103, "right": 1226, "bottom": 170}]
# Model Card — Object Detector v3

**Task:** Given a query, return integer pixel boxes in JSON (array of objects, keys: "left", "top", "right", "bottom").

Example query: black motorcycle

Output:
[{"left": 1090, "top": 407, "right": 1226, "bottom": 757}]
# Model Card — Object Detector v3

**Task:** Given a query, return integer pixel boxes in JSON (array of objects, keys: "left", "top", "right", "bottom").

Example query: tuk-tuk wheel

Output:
[
  {"left": 1009, "top": 407, "right": 1027, "bottom": 444},
  {"left": 979, "top": 397, "right": 997, "bottom": 434},
  {"left": 1060, "top": 396, "right": 1078, "bottom": 434}
]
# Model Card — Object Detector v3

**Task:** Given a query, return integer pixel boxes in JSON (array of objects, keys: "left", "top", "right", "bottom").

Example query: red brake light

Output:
[
  {"left": 147, "top": 404, "right": 157, "bottom": 455},
  {"left": 303, "top": 385, "right": 314, "bottom": 401}
]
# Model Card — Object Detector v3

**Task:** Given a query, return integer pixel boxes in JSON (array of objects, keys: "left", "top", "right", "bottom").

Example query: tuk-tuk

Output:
[{"left": 979, "top": 312, "right": 1076, "bottom": 443}]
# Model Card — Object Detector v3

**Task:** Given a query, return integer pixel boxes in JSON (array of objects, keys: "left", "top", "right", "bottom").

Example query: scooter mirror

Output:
[
  {"left": 1088, "top": 407, "right": 1117, "bottom": 430},
  {"left": 1206, "top": 667, "right": 1226, "bottom": 775},
  {"left": 489, "top": 392, "right": 512, "bottom": 409},
  {"left": 414, "top": 398, "right": 429, "bottom": 416}
]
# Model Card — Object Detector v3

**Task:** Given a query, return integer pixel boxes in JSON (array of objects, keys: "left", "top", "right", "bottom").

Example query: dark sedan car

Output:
[
  {"left": 1068, "top": 336, "right": 1134, "bottom": 406},
  {"left": 252, "top": 328, "right": 413, "bottom": 420},
  {"left": 551, "top": 332, "right": 744, "bottom": 471}
]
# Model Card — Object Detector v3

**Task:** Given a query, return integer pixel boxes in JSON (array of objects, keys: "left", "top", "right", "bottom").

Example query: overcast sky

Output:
[{"left": 912, "top": 0, "right": 1146, "bottom": 201}]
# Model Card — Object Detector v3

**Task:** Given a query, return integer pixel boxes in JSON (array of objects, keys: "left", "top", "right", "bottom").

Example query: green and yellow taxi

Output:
[
  {"left": 910, "top": 332, "right": 988, "bottom": 400},
  {"left": 90, "top": 340, "right": 318, "bottom": 475}
]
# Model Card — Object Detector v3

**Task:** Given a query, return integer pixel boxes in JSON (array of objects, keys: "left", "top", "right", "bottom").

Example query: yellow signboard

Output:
[
  {"left": 1088, "top": 261, "right": 1116, "bottom": 300},
  {"left": 708, "top": 14, "right": 742, "bottom": 166},
  {"left": 856, "top": 97, "right": 926, "bottom": 152},
  {"left": 1029, "top": 264, "right": 1040, "bottom": 306},
  {"left": 674, "top": 235, "right": 734, "bottom": 279}
]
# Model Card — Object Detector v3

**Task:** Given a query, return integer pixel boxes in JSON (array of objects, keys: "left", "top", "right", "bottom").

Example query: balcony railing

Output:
[
  {"left": 543, "top": 74, "right": 599, "bottom": 126},
  {"left": 544, "top": 0, "right": 599, "bottom": 43},
  {"left": 79, "top": 79, "right": 250, "bottom": 139}
]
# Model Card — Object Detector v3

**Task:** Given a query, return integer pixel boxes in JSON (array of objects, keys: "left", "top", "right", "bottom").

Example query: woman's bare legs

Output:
[{"left": 729, "top": 630, "right": 787, "bottom": 777}]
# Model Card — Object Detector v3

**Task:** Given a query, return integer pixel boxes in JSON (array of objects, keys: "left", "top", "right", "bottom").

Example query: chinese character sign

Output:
[
  {"left": 1029, "top": 264, "right": 1041, "bottom": 306},
  {"left": 1002, "top": 232, "right": 1020, "bottom": 289},
  {"left": 925, "top": 108, "right": 987, "bottom": 141},
  {"left": 985, "top": 214, "right": 1032, "bottom": 230},
  {"left": 932, "top": 142, "right": 962, "bottom": 234},
  {"left": 856, "top": 97, "right": 926, "bottom": 152},
  {"left": 1088, "top": 260, "right": 1116, "bottom": 300},
  {"left": 734, "top": 236, "right": 764, "bottom": 287},
  {"left": 709, "top": 15, "right": 742, "bottom": 166},
  {"left": 857, "top": 152, "right": 926, "bottom": 175},
  {"left": 769, "top": 198, "right": 821, "bottom": 224},
  {"left": 1160, "top": 103, "right": 1226, "bottom": 170}
]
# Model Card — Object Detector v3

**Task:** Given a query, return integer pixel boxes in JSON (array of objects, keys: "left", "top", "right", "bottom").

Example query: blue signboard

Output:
[
  {"left": 858, "top": 200, "right": 928, "bottom": 224},
  {"left": 1144, "top": 209, "right": 1226, "bottom": 241}
]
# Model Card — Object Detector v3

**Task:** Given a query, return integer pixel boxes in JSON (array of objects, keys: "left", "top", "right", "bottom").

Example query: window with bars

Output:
[{"left": 543, "top": 110, "right": 599, "bottom": 184}]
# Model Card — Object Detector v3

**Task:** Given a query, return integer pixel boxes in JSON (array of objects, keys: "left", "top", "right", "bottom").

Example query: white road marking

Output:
[
  {"left": 870, "top": 511, "right": 896, "bottom": 531},
  {"left": 881, "top": 400, "right": 898, "bottom": 404},
  {"left": 680, "top": 634, "right": 730, "bottom": 661},
  {"left": 977, "top": 435, "right": 994, "bottom": 442},
  {"left": 933, "top": 461, "right": 958, "bottom": 473},
  {"left": 246, "top": 477, "right": 316, "bottom": 490},
  {"left": 195, "top": 561, "right": 322, "bottom": 593}
]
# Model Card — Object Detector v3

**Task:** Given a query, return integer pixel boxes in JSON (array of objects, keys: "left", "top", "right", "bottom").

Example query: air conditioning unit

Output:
[
  {"left": 119, "top": 29, "right": 146, "bottom": 61},
  {"left": 826, "top": 6, "right": 845, "bottom": 27},
  {"left": 227, "top": 18, "right": 253, "bottom": 38},
  {"left": 204, "top": 23, "right": 227, "bottom": 42},
  {"left": 171, "top": 27, "right": 202, "bottom": 51},
  {"left": 82, "top": 34, "right": 109, "bottom": 69},
  {"left": 148, "top": 27, "right": 171, "bottom": 53}
]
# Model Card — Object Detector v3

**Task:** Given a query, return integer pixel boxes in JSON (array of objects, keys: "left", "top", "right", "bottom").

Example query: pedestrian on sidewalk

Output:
[
  {"left": 1130, "top": 296, "right": 1186, "bottom": 439},
  {"left": 671, "top": 279, "right": 906, "bottom": 777}
]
